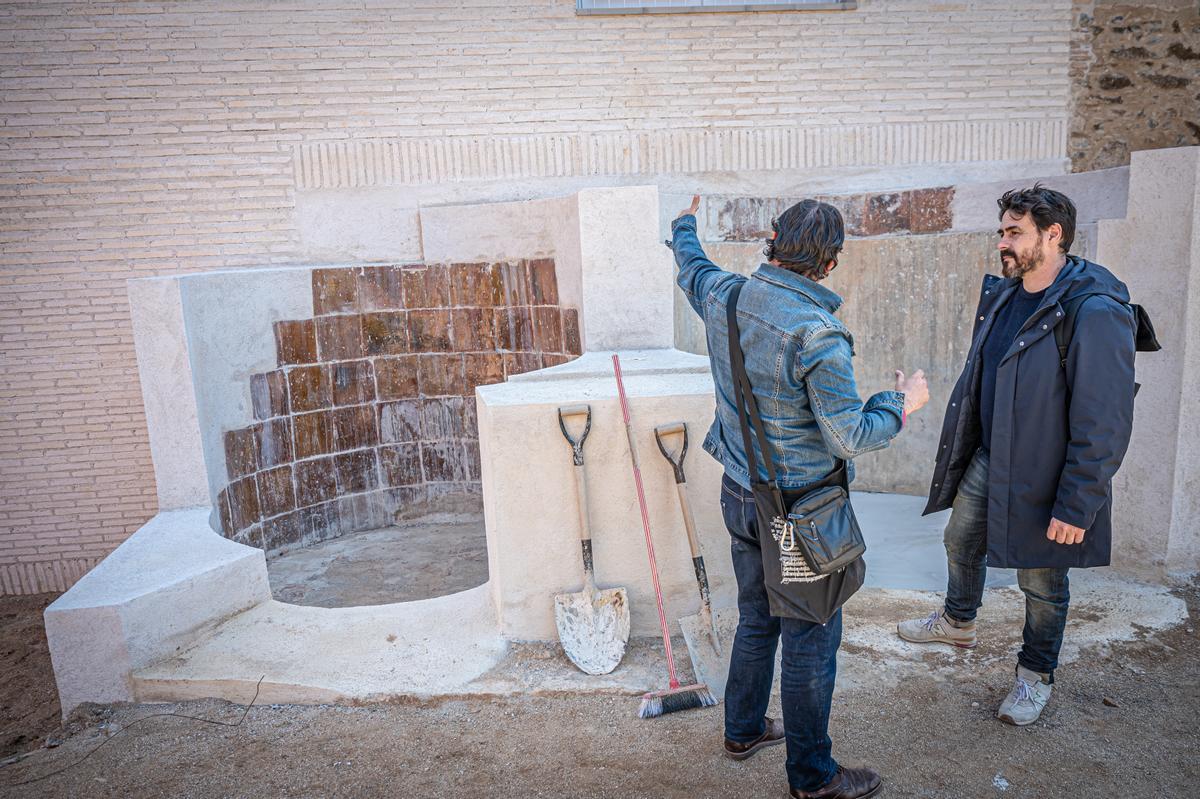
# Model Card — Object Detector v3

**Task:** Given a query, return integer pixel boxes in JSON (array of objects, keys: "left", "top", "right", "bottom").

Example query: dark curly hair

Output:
[
  {"left": 997, "top": 183, "right": 1077, "bottom": 254},
  {"left": 763, "top": 199, "right": 844, "bottom": 281}
]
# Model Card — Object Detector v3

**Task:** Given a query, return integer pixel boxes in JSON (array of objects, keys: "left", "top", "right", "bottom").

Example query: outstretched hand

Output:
[{"left": 676, "top": 194, "right": 700, "bottom": 220}]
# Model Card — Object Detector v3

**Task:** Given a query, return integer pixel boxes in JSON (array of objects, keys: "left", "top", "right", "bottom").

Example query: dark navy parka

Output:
[{"left": 924, "top": 256, "right": 1138, "bottom": 569}]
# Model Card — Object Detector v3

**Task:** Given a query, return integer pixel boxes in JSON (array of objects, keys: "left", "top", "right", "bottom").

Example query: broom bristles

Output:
[{"left": 637, "top": 683, "right": 717, "bottom": 719}]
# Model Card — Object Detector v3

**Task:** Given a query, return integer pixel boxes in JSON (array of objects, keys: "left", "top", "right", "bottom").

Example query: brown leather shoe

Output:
[
  {"left": 723, "top": 716, "right": 785, "bottom": 760},
  {"left": 789, "top": 766, "right": 883, "bottom": 798}
]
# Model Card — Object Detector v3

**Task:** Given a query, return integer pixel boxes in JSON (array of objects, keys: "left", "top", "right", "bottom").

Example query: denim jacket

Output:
[{"left": 671, "top": 214, "right": 905, "bottom": 490}]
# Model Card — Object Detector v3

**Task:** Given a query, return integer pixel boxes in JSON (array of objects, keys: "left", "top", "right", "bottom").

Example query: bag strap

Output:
[
  {"left": 1056, "top": 293, "right": 1162, "bottom": 368},
  {"left": 1054, "top": 294, "right": 1092, "bottom": 369},
  {"left": 726, "top": 283, "right": 787, "bottom": 519}
]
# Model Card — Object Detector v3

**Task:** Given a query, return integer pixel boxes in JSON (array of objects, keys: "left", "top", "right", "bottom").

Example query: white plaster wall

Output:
[
  {"left": 294, "top": 190, "right": 423, "bottom": 263},
  {"left": 420, "top": 197, "right": 561, "bottom": 265},
  {"left": 420, "top": 187, "right": 670, "bottom": 352},
  {"left": 177, "top": 267, "right": 316, "bottom": 507},
  {"left": 951, "top": 166, "right": 1130, "bottom": 232}
]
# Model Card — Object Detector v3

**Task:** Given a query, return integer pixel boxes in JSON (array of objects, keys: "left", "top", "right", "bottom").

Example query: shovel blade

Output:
[
  {"left": 680, "top": 606, "right": 739, "bottom": 701},
  {"left": 554, "top": 586, "right": 631, "bottom": 675}
]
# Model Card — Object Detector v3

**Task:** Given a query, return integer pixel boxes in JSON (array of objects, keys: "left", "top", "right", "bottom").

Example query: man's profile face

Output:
[{"left": 996, "top": 210, "right": 1051, "bottom": 279}]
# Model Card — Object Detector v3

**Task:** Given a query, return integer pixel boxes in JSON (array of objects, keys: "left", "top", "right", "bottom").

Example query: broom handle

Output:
[{"left": 612, "top": 354, "right": 679, "bottom": 689}]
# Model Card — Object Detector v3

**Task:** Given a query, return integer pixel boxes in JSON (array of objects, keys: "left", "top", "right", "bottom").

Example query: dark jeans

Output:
[
  {"left": 720, "top": 475, "right": 841, "bottom": 792},
  {"left": 943, "top": 449, "right": 1071, "bottom": 680}
]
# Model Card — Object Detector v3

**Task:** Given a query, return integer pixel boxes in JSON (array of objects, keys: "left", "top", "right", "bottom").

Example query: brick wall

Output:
[
  {"left": 0, "top": 0, "right": 1075, "bottom": 594},
  {"left": 1069, "top": 0, "right": 1200, "bottom": 170},
  {"left": 217, "top": 260, "right": 580, "bottom": 556}
]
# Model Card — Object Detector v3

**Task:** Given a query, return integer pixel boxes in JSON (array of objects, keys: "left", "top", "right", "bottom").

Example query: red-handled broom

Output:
[{"left": 612, "top": 353, "right": 717, "bottom": 719}]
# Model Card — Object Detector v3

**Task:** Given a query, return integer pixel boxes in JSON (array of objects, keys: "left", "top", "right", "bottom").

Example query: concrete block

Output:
[
  {"left": 575, "top": 186, "right": 674, "bottom": 351},
  {"left": 45, "top": 508, "right": 271, "bottom": 717},
  {"left": 1097, "top": 146, "right": 1200, "bottom": 583},
  {"left": 126, "top": 277, "right": 208, "bottom": 511},
  {"left": 477, "top": 350, "right": 729, "bottom": 640}
]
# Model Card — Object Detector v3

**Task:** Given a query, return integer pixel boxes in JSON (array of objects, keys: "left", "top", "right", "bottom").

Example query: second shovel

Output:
[{"left": 655, "top": 421, "right": 737, "bottom": 701}]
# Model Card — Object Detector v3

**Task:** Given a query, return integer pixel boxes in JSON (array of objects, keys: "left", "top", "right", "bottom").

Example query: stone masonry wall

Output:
[
  {"left": 1069, "top": 0, "right": 1200, "bottom": 171},
  {"left": 217, "top": 260, "right": 580, "bottom": 554}
]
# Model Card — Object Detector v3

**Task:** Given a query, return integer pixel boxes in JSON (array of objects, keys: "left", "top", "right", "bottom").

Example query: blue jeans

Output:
[
  {"left": 943, "top": 449, "right": 1071, "bottom": 680},
  {"left": 720, "top": 475, "right": 841, "bottom": 792}
]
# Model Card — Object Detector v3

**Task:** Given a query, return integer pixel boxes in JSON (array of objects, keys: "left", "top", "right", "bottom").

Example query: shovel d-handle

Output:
[
  {"left": 558, "top": 404, "right": 592, "bottom": 467},
  {"left": 654, "top": 422, "right": 689, "bottom": 485}
]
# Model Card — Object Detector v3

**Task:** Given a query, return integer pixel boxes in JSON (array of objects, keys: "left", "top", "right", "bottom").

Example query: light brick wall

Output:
[{"left": 0, "top": 0, "right": 1074, "bottom": 594}]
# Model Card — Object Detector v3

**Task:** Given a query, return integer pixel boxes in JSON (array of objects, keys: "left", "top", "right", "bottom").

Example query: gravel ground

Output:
[{"left": 2, "top": 584, "right": 1197, "bottom": 799}]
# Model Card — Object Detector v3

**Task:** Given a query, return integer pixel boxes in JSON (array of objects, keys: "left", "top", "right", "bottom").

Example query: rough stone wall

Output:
[{"left": 1070, "top": 0, "right": 1200, "bottom": 171}]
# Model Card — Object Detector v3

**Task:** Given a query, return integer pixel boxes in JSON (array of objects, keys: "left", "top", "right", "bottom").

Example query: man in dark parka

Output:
[{"left": 896, "top": 185, "right": 1138, "bottom": 726}]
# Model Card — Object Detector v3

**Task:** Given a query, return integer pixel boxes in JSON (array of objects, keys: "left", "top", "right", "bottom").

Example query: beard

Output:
[{"left": 999, "top": 239, "right": 1043, "bottom": 279}]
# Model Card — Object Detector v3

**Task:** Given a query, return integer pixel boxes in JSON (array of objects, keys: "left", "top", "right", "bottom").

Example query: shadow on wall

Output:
[{"left": 216, "top": 260, "right": 582, "bottom": 555}]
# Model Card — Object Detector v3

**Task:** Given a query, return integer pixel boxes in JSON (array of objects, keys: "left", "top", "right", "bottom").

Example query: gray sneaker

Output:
[
  {"left": 997, "top": 665, "right": 1053, "bottom": 726},
  {"left": 897, "top": 610, "right": 977, "bottom": 649}
]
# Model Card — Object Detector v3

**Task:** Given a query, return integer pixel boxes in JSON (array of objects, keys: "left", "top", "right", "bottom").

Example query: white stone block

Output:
[
  {"left": 1097, "top": 146, "right": 1200, "bottom": 583},
  {"left": 44, "top": 509, "right": 271, "bottom": 716},
  {"left": 478, "top": 350, "right": 731, "bottom": 640},
  {"left": 126, "top": 277, "right": 209, "bottom": 511},
  {"left": 575, "top": 186, "right": 675, "bottom": 351}
]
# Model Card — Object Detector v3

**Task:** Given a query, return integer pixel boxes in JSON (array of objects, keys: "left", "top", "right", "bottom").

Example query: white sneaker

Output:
[
  {"left": 997, "top": 665, "right": 1053, "bottom": 726},
  {"left": 897, "top": 610, "right": 977, "bottom": 649}
]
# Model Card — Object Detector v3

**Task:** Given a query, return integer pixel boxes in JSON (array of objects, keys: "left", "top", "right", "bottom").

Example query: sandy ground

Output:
[{"left": 2, "top": 582, "right": 1197, "bottom": 799}]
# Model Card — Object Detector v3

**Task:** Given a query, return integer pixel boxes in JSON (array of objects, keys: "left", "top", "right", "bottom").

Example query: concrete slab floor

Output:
[
  {"left": 266, "top": 516, "right": 489, "bottom": 607},
  {"left": 854, "top": 492, "right": 1017, "bottom": 591},
  {"left": 265, "top": 494, "right": 1005, "bottom": 608}
]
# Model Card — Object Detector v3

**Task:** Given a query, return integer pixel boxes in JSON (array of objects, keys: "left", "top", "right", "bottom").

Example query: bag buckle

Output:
[{"left": 779, "top": 520, "right": 798, "bottom": 552}]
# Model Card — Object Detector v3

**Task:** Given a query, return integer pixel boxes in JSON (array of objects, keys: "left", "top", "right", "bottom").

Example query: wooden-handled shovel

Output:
[
  {"left": 654, "top": 421, "right": 721, "bottom": 654},
  {"left": 553, "top": 404, "right": 630, "bottom": 676}
]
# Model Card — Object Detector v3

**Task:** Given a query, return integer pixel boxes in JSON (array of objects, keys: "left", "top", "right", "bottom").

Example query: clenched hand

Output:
[
  {"left": 895, "top": 369, "right": 929, "bottom": 415},
  {"left": 1047, "top": 517, "right": 1085, "bottom": 545}
]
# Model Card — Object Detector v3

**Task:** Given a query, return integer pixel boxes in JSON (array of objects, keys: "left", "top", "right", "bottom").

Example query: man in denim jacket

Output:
[{"left": 670, "top": 195, "right": 929, "bottom": 799}]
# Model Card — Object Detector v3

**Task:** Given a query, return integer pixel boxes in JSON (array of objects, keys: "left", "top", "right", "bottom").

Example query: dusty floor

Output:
[
  {"left": 2, "top": 584, "right": 1197, "bottom": 799},
  {"left": 267, "top": 518, "right": 489, "bottom": 607}
]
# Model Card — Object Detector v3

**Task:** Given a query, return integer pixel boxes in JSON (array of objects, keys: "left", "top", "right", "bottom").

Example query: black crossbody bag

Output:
[{"left": 726, "top": 282, "right": 865, "bottom": 623}]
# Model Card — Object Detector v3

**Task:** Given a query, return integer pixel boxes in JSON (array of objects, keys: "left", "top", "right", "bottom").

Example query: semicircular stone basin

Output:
[{"left": 208, "top": 260, "right": 582, "bottom": 606}]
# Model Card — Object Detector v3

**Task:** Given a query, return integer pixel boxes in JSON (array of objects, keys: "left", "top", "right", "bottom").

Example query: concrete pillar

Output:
[
  {"left": 1097, "top": 146, "right": 1200, "bottom": 583},
  {"left": 572, "top": 186, "right": 675, "bottom": 352},
  {"left": 127, "top": 277, "right": 209, "bottom": 511}
]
